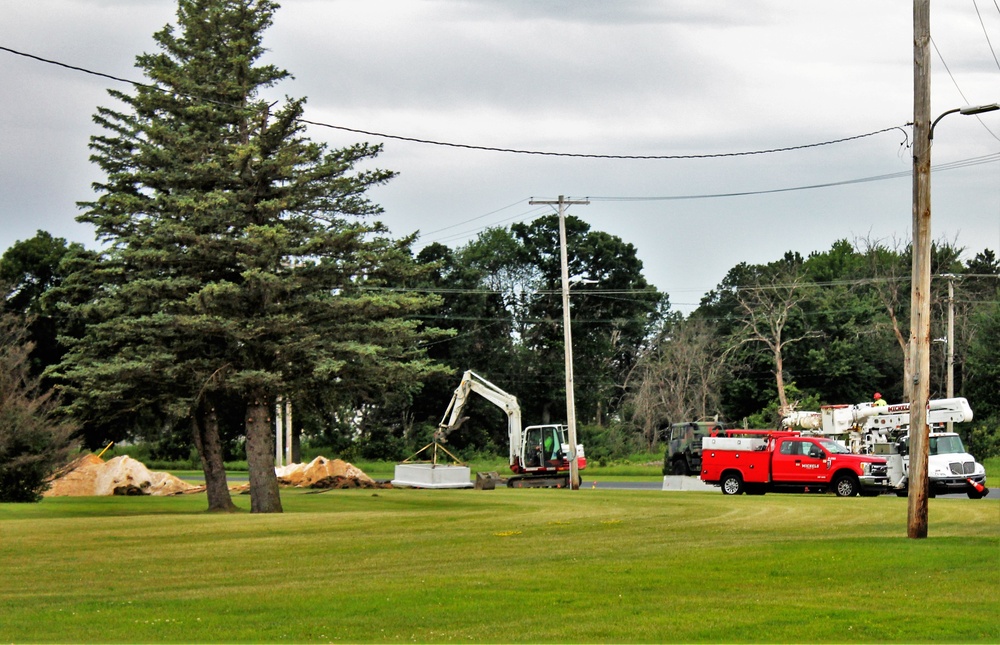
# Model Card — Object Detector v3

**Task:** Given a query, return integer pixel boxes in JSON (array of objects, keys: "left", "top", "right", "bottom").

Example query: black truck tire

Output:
[
  {"left": 833, "top": 473, "right": 860, "bottom": 497},
  {"left": 671, "top": 459, "right": 689, "bottom": 476},
  {"left": 721, "top": 472, "right": 744, "bottom": 495}
]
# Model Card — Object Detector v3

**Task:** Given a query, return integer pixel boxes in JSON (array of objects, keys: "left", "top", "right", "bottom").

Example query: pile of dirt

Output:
[
  {"left": 275, "top": 456, "right": 390, "bottom": 489},
  {"left": 45, "top": 454, "right": 200, "bottom": 497}
]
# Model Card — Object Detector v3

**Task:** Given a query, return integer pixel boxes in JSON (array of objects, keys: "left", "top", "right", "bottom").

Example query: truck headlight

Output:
[{"left": 860, "top": 462, "right": 871, "bottom": 475}]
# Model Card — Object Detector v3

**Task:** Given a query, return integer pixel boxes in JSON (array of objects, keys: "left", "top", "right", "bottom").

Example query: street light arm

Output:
[
  {"left": 930, "top": 103, "right": 1000, "bottom": 140},
  {"left": 929, "top": 108, "right": 960, "bottom": 140}
]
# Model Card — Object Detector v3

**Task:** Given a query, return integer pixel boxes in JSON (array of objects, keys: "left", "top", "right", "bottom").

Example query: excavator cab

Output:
[{"left": 523, "top": 425, "right": 566, "bottom": 469}]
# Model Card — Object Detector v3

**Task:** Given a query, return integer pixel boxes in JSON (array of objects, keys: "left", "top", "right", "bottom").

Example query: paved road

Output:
[
  {"left": 183, "top": 474, "right": 983, "bottom": 498},
  {"left": 585, "top": 480, "right": 663, "bottom": 490},
  {"left": 587, "top": 479, "right": 981, "bottom": 498}
]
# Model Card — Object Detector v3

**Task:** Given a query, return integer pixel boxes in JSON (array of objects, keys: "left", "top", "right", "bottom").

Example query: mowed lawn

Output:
[{"left": 1, "top": 488, "right": 997, "bottom": 643}]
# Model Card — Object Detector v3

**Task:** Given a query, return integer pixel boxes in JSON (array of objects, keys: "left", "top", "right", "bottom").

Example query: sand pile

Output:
[
  {"left": 45, "top": 454, "right": 200, "bottom": 497},
  {"left": 275, "top": 456, "right": 387, "bottom": 489}
]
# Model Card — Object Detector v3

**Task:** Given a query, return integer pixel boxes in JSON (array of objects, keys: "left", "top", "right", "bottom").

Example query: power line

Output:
[
  {"left": 422, "top": 205, "right": 549, "bottom": 245},
  {"left": 298, "top": 119, "right": 911, "bottom": 160},
  {"left": 973, "top": 0, "right": 1000, "bottom": 72},
  {"left": 360, "top": 274, "right": 999, "bottom": 299},
  {"left": 417, "top": 152, "right": 1000, "bottom": 248},
  {"left": 418, "top": 199, "right": 529, "bottom": 237},
  {"left": 930, "top": 36, "right": 1000, "bottom": 143},
  {"left": 2, "top": 44, "right": 912, "bottom": 161},
  {"left": 585, "top": 153, "right": 1000, "bottom": 202}
]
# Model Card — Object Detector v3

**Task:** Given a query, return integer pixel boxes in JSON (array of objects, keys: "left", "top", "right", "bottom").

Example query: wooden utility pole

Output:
[
  {"left": 909, "top": 0, "right": 932, "bottom": 539},
  {"left": 529, "top": 195, "right": 589, "bottom": 490},
  {"left": 946, "top": 274, "right": 955, "bottom": 433}
]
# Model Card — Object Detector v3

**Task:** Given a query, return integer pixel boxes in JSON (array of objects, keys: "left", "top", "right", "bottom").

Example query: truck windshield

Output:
[
  {"left": 817, "top": 439, "right": 851, "bottom": 455},
  {"left": 929, "top": 435, "right": 965, "bottom": 455}
]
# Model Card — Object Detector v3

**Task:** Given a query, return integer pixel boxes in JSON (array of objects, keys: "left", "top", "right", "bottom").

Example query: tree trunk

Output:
[
  {"left": 291, "top": 423, "right": 301, "bottom": 464},
  {"left": 245, "top": 399, "right": 282, "bottom": 513},
  {"left": 890, "top": 311, "right": 913, "bottom": 402},
  {"left": 774, "top": 348, "right": 788, "bottom": 412},
  {"left": 192, "top": 404, "right": 237, "bottom": 513}
]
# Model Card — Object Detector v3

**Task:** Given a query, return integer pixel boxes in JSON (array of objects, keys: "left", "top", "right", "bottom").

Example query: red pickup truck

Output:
[{"left": 700, "top": 432, "right": 891, "bottom": 496}]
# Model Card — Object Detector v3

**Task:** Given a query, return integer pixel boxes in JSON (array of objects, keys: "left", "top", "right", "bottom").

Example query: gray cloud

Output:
[{"left": 2, "top": 0, "right": 998, "bottom": 312}]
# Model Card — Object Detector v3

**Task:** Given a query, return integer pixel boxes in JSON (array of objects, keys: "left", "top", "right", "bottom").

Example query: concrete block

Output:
[{"left": 392, "top": 463, "right": 474, "bottom": 489}]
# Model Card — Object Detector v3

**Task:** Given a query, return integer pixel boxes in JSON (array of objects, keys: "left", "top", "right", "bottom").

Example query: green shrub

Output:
[{"left": 967, "top": 418, "right": 1000, "bottom": 460}]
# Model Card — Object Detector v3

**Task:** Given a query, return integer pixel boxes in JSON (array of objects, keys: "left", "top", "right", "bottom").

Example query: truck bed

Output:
[{"left": 701, "top": 436, "right": 770, "bottom": 484}]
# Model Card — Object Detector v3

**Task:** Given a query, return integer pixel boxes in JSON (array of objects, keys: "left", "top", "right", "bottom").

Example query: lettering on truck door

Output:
[{"left": 772, "top": 439, "right": 827, "bottom": 483}]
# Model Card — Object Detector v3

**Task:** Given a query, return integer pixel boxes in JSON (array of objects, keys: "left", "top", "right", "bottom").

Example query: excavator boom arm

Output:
[{"left": 439, "top": 371, "right": 523, "bottom": 464}]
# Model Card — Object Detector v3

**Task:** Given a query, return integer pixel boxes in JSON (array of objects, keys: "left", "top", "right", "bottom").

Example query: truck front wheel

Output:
[
  {"left": 671, "top": 459, "right": 689, "bottom": 476},
  {"left": 721, "top": 472, "right": 744, "bottom": 495},
  {"left": 834, "top": 474, "right": 859, "bottom": 497}
]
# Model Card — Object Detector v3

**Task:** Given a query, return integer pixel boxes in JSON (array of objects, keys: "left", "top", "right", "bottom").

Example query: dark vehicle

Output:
[{"left": 662, "top": 421, "right": 724, "bottom": 476}]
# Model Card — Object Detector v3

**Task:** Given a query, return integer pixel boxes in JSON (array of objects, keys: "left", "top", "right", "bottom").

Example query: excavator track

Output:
[{"left": 506, "top": 473, "right": 575, "bottom": 489}]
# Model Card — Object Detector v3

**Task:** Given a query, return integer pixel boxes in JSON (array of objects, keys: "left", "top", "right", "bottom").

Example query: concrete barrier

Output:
[{"left": 662, "top": 475, "right": 716, "bottom": 492}]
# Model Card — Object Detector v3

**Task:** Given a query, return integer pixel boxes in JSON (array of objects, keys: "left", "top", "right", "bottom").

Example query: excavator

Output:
[{"left": 438, "top": 370, "right": 586, "bottom": 488}]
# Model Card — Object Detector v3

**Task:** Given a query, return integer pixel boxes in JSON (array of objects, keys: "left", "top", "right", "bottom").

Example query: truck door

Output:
[
  {"left": 771, "top": 439, "right": 803, "bottom": 482},
  {"left": 771, "top": 439, "right": 826, "bottom": 483}
]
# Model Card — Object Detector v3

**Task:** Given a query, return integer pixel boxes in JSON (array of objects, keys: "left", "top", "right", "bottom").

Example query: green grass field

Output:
[{"left": 1, "top": 487, "right": 997, "bottom": 643}]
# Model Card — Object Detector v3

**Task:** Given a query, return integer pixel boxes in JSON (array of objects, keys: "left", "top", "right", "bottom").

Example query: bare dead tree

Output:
[
  {"left": 729, "top": 266, "right": 821, "bottom": 413},
  {"left": 625, "top": 317, "right": 724, "bottom": 449},
  {"left": 855, "top": 235, "right": 915, "bottom": 401}
]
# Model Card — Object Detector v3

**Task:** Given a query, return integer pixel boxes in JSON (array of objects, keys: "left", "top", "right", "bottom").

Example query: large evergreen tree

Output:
[{"left": 54, "top": 0, "right": 447, "bottom": 512}]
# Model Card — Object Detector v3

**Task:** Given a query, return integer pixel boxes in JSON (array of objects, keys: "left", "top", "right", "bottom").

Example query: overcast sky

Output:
[{"left": 2, "top": 0, "right": 999, "bottom": 312}]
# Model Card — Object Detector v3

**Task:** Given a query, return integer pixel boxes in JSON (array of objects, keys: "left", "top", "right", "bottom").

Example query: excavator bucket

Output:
[{"left": 475, "top": 471, "right": 500, "bottom": 490}]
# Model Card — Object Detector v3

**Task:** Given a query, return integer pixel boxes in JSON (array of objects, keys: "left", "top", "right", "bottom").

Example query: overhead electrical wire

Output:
[
  {"left": 973, "top": 0, "right": 1000, "bottom": 71},
  {"left": 2, "top": 44, "right": 911, "bottom": 160},
  {"left": 420, "top": 152, "right": 1000, "bottom": 247},
  {"left": 5, "top": 42, "right": 998, "bottom": 284},
  {"left": 418, "top": 198, "right": 528, "bottom": 237},
  {"left": 297, "top": 119, "right": 910, "bottom": 161},
  {"left": 425, "top": 207, "right": 551, "bottom": 246},
  {"left": 358, "top": 274, "right": 1000, "bottom": 300},
  {"left": 588, "top": 152, "right": 1000, "bottom": 202},
  {"left": 930, "top": 36, "right": 1000, "bottom": 143}
]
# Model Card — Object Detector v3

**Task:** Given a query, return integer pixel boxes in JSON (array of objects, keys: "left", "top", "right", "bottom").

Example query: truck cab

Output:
[
  {"left": 770, "top": 436, "right": 889, "bottom": 496},
  {"left": 893, "top": 432, "right": 989, "bottom": 498}
]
